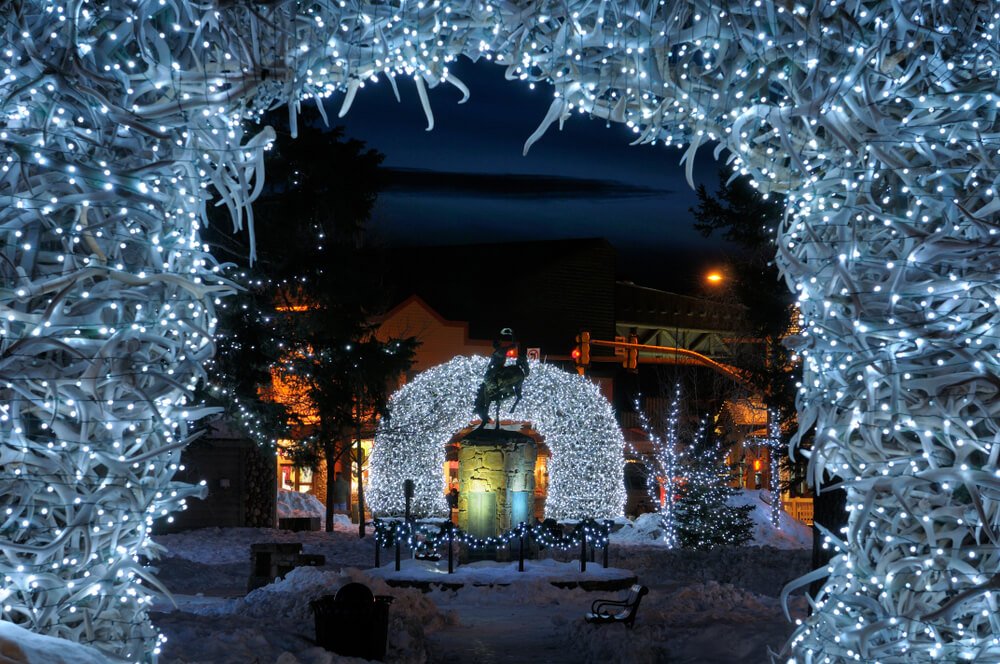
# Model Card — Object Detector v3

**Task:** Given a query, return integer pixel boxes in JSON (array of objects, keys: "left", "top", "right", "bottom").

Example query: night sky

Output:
[{"left": 328, "top": 59, "right": 735, "bottom": 293}]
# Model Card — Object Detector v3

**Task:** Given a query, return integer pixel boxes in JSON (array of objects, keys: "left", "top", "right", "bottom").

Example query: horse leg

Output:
[
  {"left": 474, "top": 386, "right": 488, "bottom": 429},
  {"left": 509, "top": 385, "right": 523, "bottom": 413}
]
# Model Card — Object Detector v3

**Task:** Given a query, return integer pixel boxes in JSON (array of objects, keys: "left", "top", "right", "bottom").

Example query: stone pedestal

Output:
[{"left": 458, "top": 429, "right": 536, "bottom": 544}]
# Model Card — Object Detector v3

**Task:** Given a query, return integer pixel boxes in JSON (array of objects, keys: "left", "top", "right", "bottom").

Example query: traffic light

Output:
[
  {"left": 625, "top": 331, "right": 638, "bottom": 372},
  {"left": 573, "top": 331, "right": 591, "bottom": 374}
]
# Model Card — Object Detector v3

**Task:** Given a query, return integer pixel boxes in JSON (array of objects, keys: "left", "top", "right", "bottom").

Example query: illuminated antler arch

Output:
[
  {"left": 2, "top": 0, "right": 999, "bottom": 660},
  {"left": 368, "top": 355, "right": 626, "bottom": 521}
]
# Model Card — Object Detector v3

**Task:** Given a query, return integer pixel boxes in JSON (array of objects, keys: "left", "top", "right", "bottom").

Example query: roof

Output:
[
  {"left": 385, "top": 238, "right": 617, "bottom": 352},
  {"left": 616, "top": 281, "right": 746, "bottom": 332}
]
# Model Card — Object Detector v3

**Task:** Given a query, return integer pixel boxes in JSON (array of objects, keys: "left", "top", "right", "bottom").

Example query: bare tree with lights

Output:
[{"left": 633, "top": 385, "right": 684, "bottom": 548}]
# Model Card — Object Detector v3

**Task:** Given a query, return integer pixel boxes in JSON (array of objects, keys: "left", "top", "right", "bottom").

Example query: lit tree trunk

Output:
[
  {"left": 323, "top": 437, "right": 338, "bottom": 533},
  {"left": 357, "top": 418, "right": 366, "bottom": 538}
]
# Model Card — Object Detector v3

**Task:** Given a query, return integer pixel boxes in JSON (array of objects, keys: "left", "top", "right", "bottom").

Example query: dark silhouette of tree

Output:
[
  {"left": 692, "top": 169, "right": 845, "bottom": 590},
  {"left": 691, "top": 170, "right": 794, "bottom": 408},
  {"left": 203, "top": 107, "right": 417, "bottom": 533}
]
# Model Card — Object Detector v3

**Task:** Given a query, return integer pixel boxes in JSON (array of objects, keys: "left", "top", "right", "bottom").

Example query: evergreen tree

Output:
[
  {"left": 676, "top": 423, "right": 754, "bottom": 550},
  {"left": 202, "top": 108, "right": 418, "bottom": 532},
  {"left": 691, "top": 169, "right": 847, "bottom": 573}
]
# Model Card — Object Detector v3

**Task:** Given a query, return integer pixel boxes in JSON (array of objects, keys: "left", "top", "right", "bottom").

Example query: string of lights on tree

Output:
[
  {"left": 671, "top": 418, "right": 755, "bottom": 550},
  {"left": 201, "top": 264, "right": 317, "bottom": 455},
  {"left": 1, "top": 0, "right": 997, "bottom": 660},
  {"left": 766, "top": 409, "right": 783, "bottom": 530},
  {"left": 631, "top": 385, "right": 761, "bottom": 550},
  {"left": 632, "top": 386, "right": 683, "bottom": 549},
  {"left": 368, "top": 355, "right": 626, "bottom": 521}
]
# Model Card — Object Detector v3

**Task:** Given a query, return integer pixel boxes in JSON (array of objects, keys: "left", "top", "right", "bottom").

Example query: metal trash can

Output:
[{"left": 310, "top": 582, "right": 394, "bottom": 661}]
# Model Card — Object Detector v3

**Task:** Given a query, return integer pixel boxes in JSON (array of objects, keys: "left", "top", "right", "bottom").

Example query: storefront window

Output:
[{"left": 278, "top": 440, "right": 313, "bottom": 493}]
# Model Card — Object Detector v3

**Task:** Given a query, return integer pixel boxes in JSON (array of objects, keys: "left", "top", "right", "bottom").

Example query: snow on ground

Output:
[
  {"left": 12, "top": 504, "right": 812, "bottom": 663},
  {"left": 0, "top": 620, "right": 119, "bottom": 664},
  {"left": 563, "top": 580, "right": 806, "bottom": 664},
  {"left": 154, "top": 521, "right": 366, "bottom": 566},
  {"left": 366, "top": 557, "right": 634, "bottom": 586},
  {"left": 148, "top": 521, "right": 813, "bottom": 664},
  {"left": 731, "top": 489, "right": 814, "bottom": 549},
  {"left": 277, "top": 490, "right": 328, "bottom": 519},
  {"left": 610, "top": 489, "right": 812, "bottom": 550}
]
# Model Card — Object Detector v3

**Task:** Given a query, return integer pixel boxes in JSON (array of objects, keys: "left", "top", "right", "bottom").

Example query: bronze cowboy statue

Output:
[{"left": 474, "top": 328, "right": 530, "bottom": 430}]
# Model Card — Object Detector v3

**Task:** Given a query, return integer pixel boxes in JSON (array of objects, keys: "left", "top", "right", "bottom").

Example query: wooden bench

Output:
[{"left": 585, "top": 584, "right": 648, "bottom": 628}]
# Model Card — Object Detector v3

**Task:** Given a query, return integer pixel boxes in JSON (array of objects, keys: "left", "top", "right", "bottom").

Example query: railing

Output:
[
  {"left": 784, "top": 497, "right": 814, "bottom": 526},
  {"left": 372, "top": 518, "right": 613, "bottom": 574}
]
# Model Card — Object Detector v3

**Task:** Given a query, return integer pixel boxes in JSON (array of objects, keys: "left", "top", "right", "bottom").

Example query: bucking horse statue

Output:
[{"left": 473, "top": 329, "right": 530, "bottom": 430}]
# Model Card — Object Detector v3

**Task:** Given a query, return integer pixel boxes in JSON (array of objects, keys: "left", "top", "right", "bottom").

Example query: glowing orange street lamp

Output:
[{"left": 706, "top": 271, "right": 724, "bottom": 285}]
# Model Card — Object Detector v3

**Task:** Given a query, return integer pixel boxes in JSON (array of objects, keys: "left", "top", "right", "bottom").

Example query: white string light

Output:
[
  {"left": 675, "top": 418, "right": 755, "bottom": 550},
  {"left": 632, "top": 385, "right": 683, "bottom": 548},
  {"left": 1, "top": 0, "right": 996, "bottom": 660},
  {"left": 368, "top": 356, "right": 626, "bottom": 521},
  {"left": 767, "top": 410, "right": 783, "bottom": 531}
]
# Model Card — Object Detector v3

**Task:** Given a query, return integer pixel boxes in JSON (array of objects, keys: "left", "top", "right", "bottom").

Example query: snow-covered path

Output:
[
  {"left": 0, "top": 494, "right": 816, "bottom": 662},
  {"left": 148, "top": 513, "right": 813, "bottom": 664},
  {"left": 425, "top": 590, "right": 582, "bottom": 664}
]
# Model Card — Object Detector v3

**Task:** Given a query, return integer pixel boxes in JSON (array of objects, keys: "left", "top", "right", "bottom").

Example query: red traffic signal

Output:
[{"left": 573, "top": 331, "right": 590, "bottom": 376}]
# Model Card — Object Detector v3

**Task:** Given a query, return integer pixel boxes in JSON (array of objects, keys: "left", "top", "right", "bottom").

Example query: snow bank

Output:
[
  {"left": 150, "top": 526, "right": 812, "bottom": 664},
  {"left": 609, "top": 512, "right": 670, "bottom": 544},
  {"left": 563, "top": 581, "right": 807, "bottom": 664},
  {"left": 367, "top": 557, "right": 634, "bottom": 585},
  {"left": 277, "top": 491, "right": 327, "bottom": 519},
  {"left": 0, "top": 620, "right": 117, "bottom": 664},
  {"left": 154, "top": 526, "right": 374, "bottom": 569},
  {"left": 604, "top": 545, "right": 811, "bottom": 597},
  {"left": 156, "top": 565, "right": 454, "bottom": 664},
  {"left": 729, "top": 490, "right": 813, "bottom": 549},
  {"left": 609, "top": 489, "right": 812, "bottom": 550},
  {"left": 235, "top": 566, "right": 455, "bottom": 662}
]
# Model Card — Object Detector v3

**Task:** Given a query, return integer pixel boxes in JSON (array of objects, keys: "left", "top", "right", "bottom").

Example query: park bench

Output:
[{"left": 585, "top": 584, "right": 648, "bottom": 628}]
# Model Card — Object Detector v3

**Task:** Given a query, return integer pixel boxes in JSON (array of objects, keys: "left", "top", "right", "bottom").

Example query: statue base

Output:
[{"left": 458, "top": 428, "right": 536, "bottom": 562}]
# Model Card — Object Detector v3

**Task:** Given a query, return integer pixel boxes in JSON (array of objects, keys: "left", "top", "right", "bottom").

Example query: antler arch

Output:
[{"left": 2, "top": 1, "right": 997, "bottom": 661}]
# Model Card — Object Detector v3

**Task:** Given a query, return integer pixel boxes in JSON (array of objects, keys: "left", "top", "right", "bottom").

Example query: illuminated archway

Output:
[
  {"left": 367, "top": 356, "right": 625, "bottom": 521},
  {"left": 3, "top": 0, "right": 998, "bottom": 660}
]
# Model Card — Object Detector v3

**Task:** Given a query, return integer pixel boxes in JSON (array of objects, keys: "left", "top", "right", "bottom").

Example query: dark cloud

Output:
[{"left": 380, "top": 167, "right": 673, "bottom": 200}]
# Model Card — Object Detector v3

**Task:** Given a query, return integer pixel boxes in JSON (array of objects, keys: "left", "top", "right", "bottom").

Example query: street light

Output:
[{"left": 705, "top": 271, "right": 724, "bottom": 285}]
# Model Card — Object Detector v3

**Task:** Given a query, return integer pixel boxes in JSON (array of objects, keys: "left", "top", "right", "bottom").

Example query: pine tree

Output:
[
  {"left": 676, "top": 423, "right": 754, "bottom": 550},
  {"left": 201, "top": 108, "right": 418, "bottom": 531}
]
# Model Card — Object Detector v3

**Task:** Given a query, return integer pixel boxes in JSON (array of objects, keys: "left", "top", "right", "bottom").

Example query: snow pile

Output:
[
  {"left": 277, "top": 491, "right": 326, "bottom": 519},
  {"left": 563, "top": 581, "right": 806, "bottom": 664},
  {"left": 606, "top": 545, "right": 811, "bottom": 597},
  {"left": 233, "top": 566, "right": 455, "bottom": 662},
  {"left": 0, "top": 620, "right": 117, "bottom": 664},
  {"left": 157, "top": 565, "right": 454, "bottom": 664},
  {"left": 657, "top": 581, "right": 773, "bottom": 625},
  {"left": 609, "top": 490, "right": 812, "bottom": 550},
  {"left": 150, "top": 525, "right": 812, "bottom": 663},
  {"left": 330, "top": 514, "right": 354, "bottom": 530},
  {"left": 609, "top": 512, "right": 669, "bottom": 544},
  {"left": 154, "top": 526, "right": 374, "bottom": 568},
  {"left": 729, "top": 490, "right": 813, "bottom": 549},
  {"left": 367, "top": 557, "right": 634, "bottom": 585}
]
